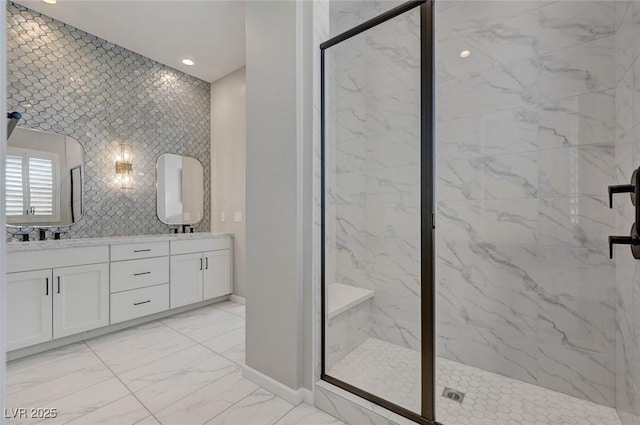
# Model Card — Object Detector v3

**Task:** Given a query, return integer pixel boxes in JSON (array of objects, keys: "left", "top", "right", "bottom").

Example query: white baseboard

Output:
[
  {"left": 242, "top": 365, "right": 313, "bottom": 405},
  {"left": 229, "top": 294, "right": 246, "bottom": 304}
]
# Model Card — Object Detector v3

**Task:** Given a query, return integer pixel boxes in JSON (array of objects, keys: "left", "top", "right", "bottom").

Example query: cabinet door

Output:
[
  {"left": 170, "top": 253, "right": 204, "bottom": 308},
  {"left": 203, "top": 250, "right": 231, "bottom": 300},
  {"left": 6, "top": 270, "right": 53, "bottom": 351},
  {"left": 53, "top": 263, "right": 109, "bottom": 339}
]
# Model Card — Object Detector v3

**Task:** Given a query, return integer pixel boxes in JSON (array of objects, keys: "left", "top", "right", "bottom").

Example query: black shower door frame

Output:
[{"left": 320, "top": 1, "right": 435, "bottom": 423}]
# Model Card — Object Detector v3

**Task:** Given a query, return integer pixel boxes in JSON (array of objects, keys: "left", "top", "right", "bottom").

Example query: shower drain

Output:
[{"left": 442, "top": 387, "right": 465, "bottom": 404}]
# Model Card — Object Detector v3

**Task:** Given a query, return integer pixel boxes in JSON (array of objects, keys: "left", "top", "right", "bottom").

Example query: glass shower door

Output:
[{"left": 321, "top": 1, "right": 434, "bottom": 423}]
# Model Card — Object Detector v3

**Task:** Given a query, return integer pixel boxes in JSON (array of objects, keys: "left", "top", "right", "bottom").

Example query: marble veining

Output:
[
  {"left": 319, "top": 0, "right": 622, "bottom": 422},
  {"left": 6, "top": 302, "right": 340, "bottom": 425},
  {"left": 325, "top": 0, "right": 422, "bottom": 357},
  {"left": 435, "top": 0, "right": 617, "bottom": 410}
]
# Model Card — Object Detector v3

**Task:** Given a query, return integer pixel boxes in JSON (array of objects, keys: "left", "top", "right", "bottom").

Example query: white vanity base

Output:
[
  {"left": 6, "top": 233, "right": 234, "bottom": 360},
  {"left": 8, "top": 294, "right": 230, "bottom": 361}
]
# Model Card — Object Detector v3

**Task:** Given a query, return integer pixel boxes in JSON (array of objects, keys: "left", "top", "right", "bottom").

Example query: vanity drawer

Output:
[
  {"left": 110, "top": 257, "right": 169, "bottom": 293},
  {"left": 171, "top": 237, "right": 231, "bottom": 255},
  {"left": 110, "top": 241, "right": 169, "bottom": 261},
  {"left": 110, "top": 284, "right": 169, "bottom": 324},
  {"left": 7, "top": 246, "right": 109, "bottom": 273}
]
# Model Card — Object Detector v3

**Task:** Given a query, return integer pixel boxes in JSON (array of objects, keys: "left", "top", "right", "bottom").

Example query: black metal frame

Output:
[{"left": 320, "top": 1, "right": 436, "bottom": 424}]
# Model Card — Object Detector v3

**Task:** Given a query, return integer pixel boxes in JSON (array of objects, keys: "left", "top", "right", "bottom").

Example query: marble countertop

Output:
[{"left": 7, "top": 232, "right": 233, "bottom": 252}]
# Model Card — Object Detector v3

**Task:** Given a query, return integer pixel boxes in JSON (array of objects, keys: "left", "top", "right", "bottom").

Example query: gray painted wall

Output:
[
  {"left": 6, "top": 3, "right": 211, "bottom": 240},
  {"left": 210, "top": 67, "right": 247, "bottom": 298},
  {"left": 245, "top": 0, "right": 303, "bottom": 390}
]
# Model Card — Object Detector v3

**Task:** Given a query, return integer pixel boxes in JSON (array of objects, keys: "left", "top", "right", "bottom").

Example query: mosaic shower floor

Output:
[{"left": 327, "top": 338, "right": 622, "bottom": 425}]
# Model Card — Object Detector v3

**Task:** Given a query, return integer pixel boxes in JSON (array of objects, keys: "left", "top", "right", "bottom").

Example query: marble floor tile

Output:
[
  {"left": 4, "top": 302, "right": 335, "bottom": 425},
  {"left": 163, "top": 313, "right": 245, "bottom": 344},
  {"left": 85, "top": 321, "right": 168, "bottom": 353},
  {"left": 160, "top": 306, "right": 237, "bottom": 330},
  {"left": 155, "top": 369, "right": 259, "bottom": 425},
  {"left": 219, "top": 303, "right": 246, "bottom": 317},
  {"left": 204, "top": 388, "right": 294, "bottom": 425},
  {"left": 118, "top": 344, "right": 216, "bottom": 392},
  {"left": 221, "top": 342, "right": 246, "bottom": 365},
  {"left": 7, "top": 361, "right": 114, "bottom": 408},
  {"left": 135, "top": 415, "right": 161, "bottom": 425},
  {"left": 134, "top": 353, "right": 239, "bottom": 412},
  {"left": 7, "top": 342, "right": 89, "bottom": 376},
  {"left": 100, "top": 331, "right": 197, "bottom": 376},
  {"left": 135, "top": 416, "right": 162, "bottom": 425},
  {"left": 274, "top": 403, "right": 345, "bottom": 425},
  {"left": 65, "top": 395, "right": 150, "bottom": 425},
  {"left": 7, "top": 345, "right": 103, "bottom": 395},
  {"left": 314, "top": 384, "right": 391, "bottom": 425},
  {"left": 202, "top": 328, "right": 245, "bottom": 353},
  {"left": 214, "top": 300, "right": 246, "bottom": 317},
  {"left": 14, "top": 378, "right": 131, "bottom": 425}
]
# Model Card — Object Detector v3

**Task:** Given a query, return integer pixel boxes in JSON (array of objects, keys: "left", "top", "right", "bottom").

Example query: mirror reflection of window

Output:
[
  {"left": 5, "top": 127, "right": 84, "bottom": 228},
  {"left": 5, "top": 148, "right": 59, "bottom": 224},
  {"left": 5, "top": 154, "right": 24, "bottom": 217}
]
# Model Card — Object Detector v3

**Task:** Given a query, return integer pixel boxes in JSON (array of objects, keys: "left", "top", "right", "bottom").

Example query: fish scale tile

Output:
[{"left": 6, "top": 2, "right": 211, "bottom": 241}]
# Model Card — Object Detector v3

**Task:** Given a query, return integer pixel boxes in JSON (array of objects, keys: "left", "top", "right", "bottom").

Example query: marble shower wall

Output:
[
  {"left": 614, "top": 1, "right": 640, "bottom": 424},
  {"left": 325, "top": 0, "right": 422, "bottom": 358},
  {"left": 435, "top": 0, "right": 616, "bottom": 407},
  {"left": 6, "top": 3, "right": 211, "bottom": 240}
]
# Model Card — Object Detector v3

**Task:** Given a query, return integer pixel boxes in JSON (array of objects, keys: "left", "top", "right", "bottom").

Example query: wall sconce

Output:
[{"left": 115, "top": 144, "right": 133, "bottom": 189}]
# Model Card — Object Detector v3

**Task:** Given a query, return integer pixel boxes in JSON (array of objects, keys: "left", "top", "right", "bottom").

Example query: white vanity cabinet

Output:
[
  {"left": 6, "top": 246, "right": 110, "bottom": 351},
  {"left": 6, "top": 269, "right": 53, "bottom": 351},
  {"left": 53, "top": 263, "right": 110, "bottom": 338},
  {"left": 170, "top": 252, "right": 205, "bottom": 308},
  {"left": 7, "top": 234, "right": 232, "bottom": 354},
  {"left": 204, "top": 249, "right": 232, "bottom": 299},
  {"left": 170, "top": 238, "right": 232, "bottom": 308}
]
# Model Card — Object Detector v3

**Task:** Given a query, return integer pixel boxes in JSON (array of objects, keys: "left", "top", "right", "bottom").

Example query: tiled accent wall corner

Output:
[{"left": 6, "top": 2, "right": 211, "bottom": 240}]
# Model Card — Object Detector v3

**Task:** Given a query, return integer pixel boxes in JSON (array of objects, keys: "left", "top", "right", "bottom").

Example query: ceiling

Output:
[{"left": 15, "top": 0, "right": 246, "bottom": 83}]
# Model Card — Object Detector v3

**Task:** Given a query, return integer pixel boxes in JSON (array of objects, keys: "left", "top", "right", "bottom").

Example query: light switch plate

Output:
[
  {"left": 234, "top": 211, "right": 243, "bottom": 223},
  {"left": 221, "top": 212, "right": 226, "bottom": 222}
]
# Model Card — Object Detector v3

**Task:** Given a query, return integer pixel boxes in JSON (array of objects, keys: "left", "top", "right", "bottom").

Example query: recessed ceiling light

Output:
[
  {"left": 182, "top": 59, "right": 194, "bottom": 66},
  {"left": 459, "top": 50, "right": 471, "bottom": 58},
  {"left": 42, "top": 0, "right": 57, "bottom": 4}
]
